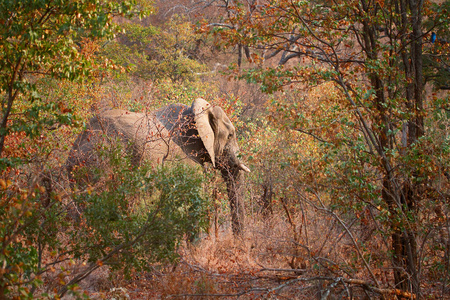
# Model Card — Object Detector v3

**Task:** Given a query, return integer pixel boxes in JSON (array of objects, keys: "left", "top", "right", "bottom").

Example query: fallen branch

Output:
[{"left": 342, "top": 278, "right": 416, "bottom": 299}]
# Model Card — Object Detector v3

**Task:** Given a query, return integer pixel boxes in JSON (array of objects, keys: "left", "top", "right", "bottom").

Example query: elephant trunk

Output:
[{"left": 220, "top": 166, "right": 245, "bottom": 236}]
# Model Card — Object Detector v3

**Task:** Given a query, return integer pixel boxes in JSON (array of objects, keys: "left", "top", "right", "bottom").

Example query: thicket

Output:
[
  {"left": 1, "top": 0, "right": 449, "bottom": 299},
  {"left": 206, "top": 0, "right": 450, "bottom": 298},
  {"left": 0, "top": 0, "right": 212, "bottom": 298}
]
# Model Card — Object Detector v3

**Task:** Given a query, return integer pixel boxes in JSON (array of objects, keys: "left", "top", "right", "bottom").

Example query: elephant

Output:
[{"left": 66, "top": 98, "right": 250, "bottom": 235}]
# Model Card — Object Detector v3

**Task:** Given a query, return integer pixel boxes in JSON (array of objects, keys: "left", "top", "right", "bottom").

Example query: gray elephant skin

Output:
[{"left": 66, "top": 98, "right": 250, "bottom": 235}]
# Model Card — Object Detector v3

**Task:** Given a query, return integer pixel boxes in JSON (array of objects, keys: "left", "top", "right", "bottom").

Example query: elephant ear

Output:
[{"left": 192, "top": 98, "right": 216, "bottom": 167}]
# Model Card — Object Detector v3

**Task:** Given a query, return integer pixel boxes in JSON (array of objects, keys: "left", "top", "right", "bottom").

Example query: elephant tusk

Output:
[{"left": 239, "top": 163, "right": 251, "bottom": 173}]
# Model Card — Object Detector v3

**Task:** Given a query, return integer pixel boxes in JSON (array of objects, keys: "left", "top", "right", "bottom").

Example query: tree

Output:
[
  {"left": 0, "top": 0, "right": 156, "bottom": 298},
  {"left": 208, "top": 0, "right": 450, "bottom": 296},
  {"left": 102, "top": 14, "right": 207, "bottom": 83},
  {"left": 0, "top": 0, "right": 143, "bottom": 165}
]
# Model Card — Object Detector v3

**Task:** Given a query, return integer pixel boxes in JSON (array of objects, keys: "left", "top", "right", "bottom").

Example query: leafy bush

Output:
[
  {"left": 103, "top": 15, "right": 206, "bottom": 83},
  {"left": 1, "top": 135, "right": 209, "bottom": 298},
  {"left": 70, "top": 141, "right": 210, "bottom": 273}
]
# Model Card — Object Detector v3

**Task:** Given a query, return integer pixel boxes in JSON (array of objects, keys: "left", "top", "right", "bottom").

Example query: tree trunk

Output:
[
  {"left": 0, "top": 89, "right": 16, "bottom": 157},
  {"left": 362, "top": 0, "right": 423, "bottom": 293},
  {"left": 386, "top": 180, "right": 419, "bottom": 293},
  {"left": 392, "top": 0, "right": 423, "bottom": 294},
  {"left": 260, "top": 181, "right": 273, "bottom": 216}
]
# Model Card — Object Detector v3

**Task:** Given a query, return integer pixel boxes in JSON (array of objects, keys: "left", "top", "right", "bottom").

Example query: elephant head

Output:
[
  {"left": 67, "top": 98, "right": 249, "bottom": 235},
  {"left": 182, "top": 98, "right": 250, "bottom": 172}
]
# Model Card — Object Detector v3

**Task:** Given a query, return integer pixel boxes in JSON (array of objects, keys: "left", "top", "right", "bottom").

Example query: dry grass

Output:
[
  {"left": 55, "top": 212, "right": 373, "bottom": 299},
  {"left": 27, "top": 200, "right": 444, "bottom": 300}
]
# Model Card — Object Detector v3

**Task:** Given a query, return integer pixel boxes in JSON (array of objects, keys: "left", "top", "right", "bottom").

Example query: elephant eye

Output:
[{"left": 228, "top": 133, "right": 233, "bottom": 139}]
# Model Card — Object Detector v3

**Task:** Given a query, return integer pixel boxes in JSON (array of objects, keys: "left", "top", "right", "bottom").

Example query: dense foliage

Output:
[
  {"left": 209, "top": 0, "right": 450, "bottom": 297},
  {"left": 1, "top": 0, "right": 449, "bottom": 298},
  {"left": 0, "top": 1, "right": 209, "bottom": 298}
]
